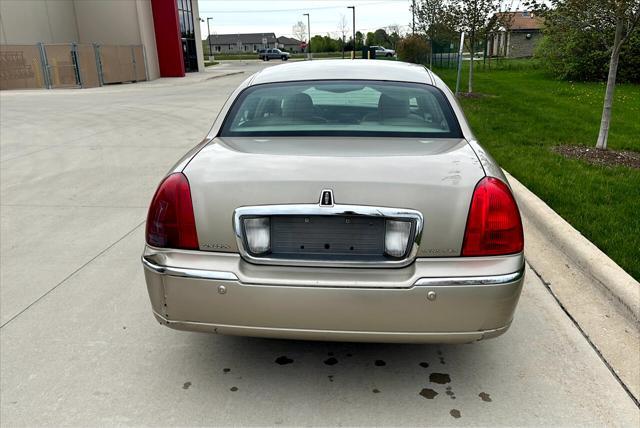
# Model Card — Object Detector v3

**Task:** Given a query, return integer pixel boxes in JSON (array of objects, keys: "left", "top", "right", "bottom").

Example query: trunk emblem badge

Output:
[{"left": 320, "top": 189, "right": 334, "bottom": 207}]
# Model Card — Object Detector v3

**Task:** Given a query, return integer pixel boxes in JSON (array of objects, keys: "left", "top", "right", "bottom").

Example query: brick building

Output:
[{"left": 489, "top": 11, "right": 544, "bottom": 58}]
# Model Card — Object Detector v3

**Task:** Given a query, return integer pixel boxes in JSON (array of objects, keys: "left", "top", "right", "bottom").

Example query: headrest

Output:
[
  {"left": 378, "top": 94, "right": 409, "bottom": 118},
  {"left": 282, "top": 93, "right": 314, "bottom": 118}
]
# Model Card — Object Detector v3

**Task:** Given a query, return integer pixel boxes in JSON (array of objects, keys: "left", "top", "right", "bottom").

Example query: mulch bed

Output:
[{"left": 553, "top": 145, "right": 640, "bottom": 169}]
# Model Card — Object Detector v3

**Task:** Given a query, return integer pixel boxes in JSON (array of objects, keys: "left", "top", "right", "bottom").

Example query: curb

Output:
[
  {"left": 205, "top": 71, "right": 245, "bottom": 81},
  {"left": 505, "top": 171, "right": 640, "bottom": 323}
]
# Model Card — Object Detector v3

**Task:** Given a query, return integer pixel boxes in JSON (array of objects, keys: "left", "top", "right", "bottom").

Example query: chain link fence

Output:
[{"left": 1, "top": 43, "right": 147, "bottom": 90}]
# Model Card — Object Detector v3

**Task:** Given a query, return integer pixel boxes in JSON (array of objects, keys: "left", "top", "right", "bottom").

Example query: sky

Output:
[{"left": 196, "top": 0, "right": 414, "bottom": 40}]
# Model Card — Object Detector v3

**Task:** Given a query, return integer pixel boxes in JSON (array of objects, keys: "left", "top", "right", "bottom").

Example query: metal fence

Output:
[{"left": 1, "top": 43, "right": 147, "bottom": 90}]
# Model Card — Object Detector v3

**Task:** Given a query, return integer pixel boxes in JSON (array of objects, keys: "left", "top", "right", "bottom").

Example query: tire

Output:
[
  {"left": 282, "top": 56, "right": 288, "bottom": 61},
  {"left": 385, "top": 53, "right": 392, "bottom": 57},
  {"left": 266, "top": 56, "right": 270, "bottom": 61}
]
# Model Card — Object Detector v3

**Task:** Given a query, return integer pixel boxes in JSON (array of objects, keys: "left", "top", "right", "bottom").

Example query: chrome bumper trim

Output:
[
  {"left": 233, "top": 203, "right": 424, "bottom": 268},
  {"left": 141, "top": 256, "right": 238, "bottom": 281},
  {"left": 152, "top": 310, "right": 512, "bottom": 343},
  {"left": 414, "top": 268, "right": 524, "bottom": 287}
]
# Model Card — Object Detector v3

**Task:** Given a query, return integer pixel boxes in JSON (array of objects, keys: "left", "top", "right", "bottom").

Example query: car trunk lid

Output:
[{"left": 184, "top": 136, "right": 485, "bottom": 258}]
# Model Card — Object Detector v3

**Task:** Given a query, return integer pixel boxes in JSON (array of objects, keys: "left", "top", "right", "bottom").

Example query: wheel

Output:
[
  {"left": 386, "top": 53, "right": 392, "bottom": 57},
  {"left": 266, "top": 56, "right": 270, "bottom": 61},
  {"left": 282, "top": 56, "right": 288, "bottom": 61}
]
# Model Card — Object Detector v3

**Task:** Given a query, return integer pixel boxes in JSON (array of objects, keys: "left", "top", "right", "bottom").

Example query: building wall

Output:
[
  {"left": 74, "top": 1, "right": 141, "bottom": 45},
  {"left": 0, "top": 0, "right": 78, "bottom": 44},
  {"left": 212, "top": 43, "right": 274, "bottom": 53},
  {"left": 190, "top": 0, "right": 204, "bottom": 71},
  {"left": 135, "top": 0, "right": 160, "bottom": 80},
  {"left": 74, "top": 0, "right": 160, "bottom": 79},
  {"left": 508, "top": 31, "right": 542, "bottom": 58},
  {"left": 279, "top": 44, "right": 301, "bottom": 53}
]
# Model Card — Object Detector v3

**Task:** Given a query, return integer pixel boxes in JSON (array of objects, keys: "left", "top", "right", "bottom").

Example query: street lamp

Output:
[
  {"left": 347, "top": 6, "right": 355, "bottom": 59},
  {"left": 303, "top": 13, "right": 311, "bottom": 60},
  {"left": 207, "top": 18, "right": 213, "bottom": 59}
]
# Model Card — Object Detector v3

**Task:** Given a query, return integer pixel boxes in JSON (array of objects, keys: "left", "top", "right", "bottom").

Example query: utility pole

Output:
[
  {"left": 347, "top": 6, "right": 355, "bottom": 59},
  {"left": 412, "top": 0, "right": 416, "bottom": 35},
  {"left": 303, "top": 13, "right": 311, "bottom": 60},
  {"left": 207, "top": 18, "right": 213, "bottom": 59}
]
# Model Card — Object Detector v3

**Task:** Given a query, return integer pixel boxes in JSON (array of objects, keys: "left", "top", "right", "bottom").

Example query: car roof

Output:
[{"left": 250, "top": 60, "right": 434, "bottom": 85}]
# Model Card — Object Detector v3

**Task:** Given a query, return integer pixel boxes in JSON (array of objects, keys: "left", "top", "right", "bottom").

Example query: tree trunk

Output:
[
  {"left": 468, "top": 33, "right": 475, "bottom": 94},
  {"left": 596, "top": 17, "right": 624, "bottom": 150}
]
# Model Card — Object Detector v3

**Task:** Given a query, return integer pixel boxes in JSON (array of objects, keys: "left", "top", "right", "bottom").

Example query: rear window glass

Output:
[{"left": 220, "top": 80, "right": 462, "bottom": 138}]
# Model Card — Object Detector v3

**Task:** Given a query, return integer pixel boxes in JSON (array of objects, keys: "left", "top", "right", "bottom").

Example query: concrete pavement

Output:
[{"left": 1, "top": 61, "right": 638, "bottom": 426}]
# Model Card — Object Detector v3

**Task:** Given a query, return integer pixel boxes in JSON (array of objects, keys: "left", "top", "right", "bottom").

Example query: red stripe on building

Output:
[{"left": 151, "top": 0, "right": 185, "bottom": 77}]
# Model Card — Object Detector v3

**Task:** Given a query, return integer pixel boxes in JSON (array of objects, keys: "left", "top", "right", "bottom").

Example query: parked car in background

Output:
[
  {"left": 258, "top": 48, "right": 290, "bottom": 61},
  {"left": 142, "top": 60, "right": 525, "bottom": 344},
  {"left": 371, "top": 45, "right": 396, "bottom": 57}
]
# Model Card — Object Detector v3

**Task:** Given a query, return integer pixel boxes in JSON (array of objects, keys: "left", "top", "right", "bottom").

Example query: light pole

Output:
[
  {"left": 347, "top": 6, "right": 355, "bottom": 59},
  {"left": 303, "top": 13, "right": 311, "bottom": 60},
  {"left": 207, "top": 18, "right": 213, "bottom": 59},
  {"left": 412, "top": 0, "right": 416, "bottom": 35}
]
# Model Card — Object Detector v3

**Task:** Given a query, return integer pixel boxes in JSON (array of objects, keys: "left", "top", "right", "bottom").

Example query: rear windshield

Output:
[{"left": 220, "top": 80, "right": 462, "bottom": 138}]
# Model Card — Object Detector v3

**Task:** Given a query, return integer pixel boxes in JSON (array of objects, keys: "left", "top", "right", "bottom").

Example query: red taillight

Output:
[
  {"left": 461, "top": 177, "right": 523, "bottom": 256},
  {"left": 146, "top": 173, "right": 199, "bottom": 250}
]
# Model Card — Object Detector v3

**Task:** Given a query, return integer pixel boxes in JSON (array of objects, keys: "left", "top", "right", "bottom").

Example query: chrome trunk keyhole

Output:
[
  {"left": 218, "top": 285, "right": 227, "bottom": 295},
  {"left": 427, "top": 291, "right": 437, "bottom": 301}
]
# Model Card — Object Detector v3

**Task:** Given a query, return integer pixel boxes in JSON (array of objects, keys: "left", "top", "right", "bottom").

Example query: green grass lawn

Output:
[{"left": 435, "top": 60, "right": 640, "bottom": 280}]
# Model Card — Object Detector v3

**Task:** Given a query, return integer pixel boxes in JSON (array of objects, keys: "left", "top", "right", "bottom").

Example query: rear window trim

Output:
[{"left": 217, "top": 79, "right": 463, "bottom": 139}]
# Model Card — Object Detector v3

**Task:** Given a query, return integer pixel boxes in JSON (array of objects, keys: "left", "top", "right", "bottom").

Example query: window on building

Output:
[{"left": 176, "top": 0, "right": 197, "bottom": 72}]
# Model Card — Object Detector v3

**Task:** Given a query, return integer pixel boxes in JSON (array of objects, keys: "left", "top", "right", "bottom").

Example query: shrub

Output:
[
  {"left": 535, "top": 12, "right": 640, "bottom": 83},
  {"left": 397, "top": 35, "right": 430, "bottom": 64}
]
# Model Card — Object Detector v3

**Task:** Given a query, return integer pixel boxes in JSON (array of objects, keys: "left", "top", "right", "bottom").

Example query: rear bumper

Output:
[{"left": 142, "top": 248, "right": 524, "bottom": 344}]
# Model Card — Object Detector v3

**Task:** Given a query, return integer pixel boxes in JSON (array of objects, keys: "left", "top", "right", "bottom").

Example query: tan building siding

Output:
[
  {"left": 0, "top": 0, "right": 78, "bottom": 44},
  {"left": 74, "top": 0, "right": 141, "bottom": 45}
]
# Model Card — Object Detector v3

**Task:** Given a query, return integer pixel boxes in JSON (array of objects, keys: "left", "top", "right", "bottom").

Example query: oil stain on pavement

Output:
[
  {"left": 479, "top": 392, "right": 492, "bottom": 402},
  {"left": 324, "top": 357, "right": 338, "bottom": 366},
  {"left": 275, "top": 356, "right": 293, "bottom": 365},
  {"left": 429, "top": 373, "right": 451, "bottom": 384},
  {"left": 419, "top": 388, "right": 438, "bottom": 399}
]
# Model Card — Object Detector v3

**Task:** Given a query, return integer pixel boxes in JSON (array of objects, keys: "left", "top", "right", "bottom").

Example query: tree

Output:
[
  {"left": 373, "top": 28, "right": 391, "bottom": 45},
  {"left": 293, "top": 20, "right": 307, "bottom": 43},
  {"left": 337, "top": 14, "right": 350, "bottom": 57},
  {"left": 449, "top": 0, "right": 500, "bottom": 93},
  {"left": 355, "top": 31, "right": 364, "bottom": 50},
  {"left": 414, "top": 0, "right": 449, "bottom": 68},
  {"left": 365, "top": 31, "right": 375, "bottom": 46},
  {"left": 531, "top": 0, "right": 640, "bottom": 150},
  {"left": 387, "top": 24, "right": 402, "bottom": 49}
]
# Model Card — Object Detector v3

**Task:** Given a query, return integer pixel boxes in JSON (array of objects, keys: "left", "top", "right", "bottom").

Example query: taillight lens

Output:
[
  {"left": 146, "top": 173, "right": 199, "bottom": 250},
  {"left": 461, "top": 177, "right": 523, "bottom": 256}
]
